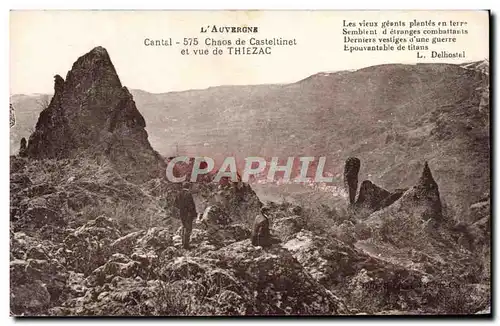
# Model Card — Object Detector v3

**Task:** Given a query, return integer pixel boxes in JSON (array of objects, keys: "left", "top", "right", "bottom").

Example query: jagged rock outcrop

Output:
[
  {"left": 354, "top": 180, "right": 390, "bottom": 212},
  {"left": 374, "top": 162, "right": 442, "bottom": 220},
  {"left": 195, "top": 181, "right": 263, "bottom": 227},
  {"left": 25, "top": 46, "right": 164, "bottom": 183},
  {"left": 272, "top": 214, "right": 306, "bottom": 242},
  {"left": 343, "top": 157, "right": 404, "bottom": 216},
  {"left": 353, "top": 181, "right": 406, "bottom": 217},
  {"left": 362, "top": 162, "right": 443, "bottom": 251},
  {"left": 409, "top": 161, "right": 443, "bottom": 220}
]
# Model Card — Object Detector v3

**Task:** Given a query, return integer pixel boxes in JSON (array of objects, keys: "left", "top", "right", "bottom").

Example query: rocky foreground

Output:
[{"left": 10, "top": 156, "right": 490, "bottom": 316}]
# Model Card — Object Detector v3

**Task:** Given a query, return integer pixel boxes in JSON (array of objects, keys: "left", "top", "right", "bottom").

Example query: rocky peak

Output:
[
  {"left": 64, "top": 46, "right": 122, "bottom": 95},
  {"left": 413, "top": 161, "right": 443, "bottom": 220},
  {"left": 54, "top": 75, "right": 64, "bottom": 92},
  {"left": 366, "top": 161, "right": 443, "bottom": 227},
  {"left": 417, "top": 162, "right": 438, "bottom": 191},
  {"left": 26, "top": 46, "right": 164, "bottom": 183}
]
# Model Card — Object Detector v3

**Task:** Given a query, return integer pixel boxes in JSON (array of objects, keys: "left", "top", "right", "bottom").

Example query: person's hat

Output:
[{"left": 260, "top": 205, "right": 271, "bottom": 215}]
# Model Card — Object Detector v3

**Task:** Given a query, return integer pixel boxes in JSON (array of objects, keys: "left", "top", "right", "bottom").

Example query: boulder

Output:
[
  {"left": 10, "top": 253, "right": 69, "bottom": 314},
  {"left": 63, "top": 215, "right": 122, "bottom": 274},
  {"left": 10, "top": 279, "right": 51, "bottom": 316},
  {"left": 272, "top": 215, "right": 306, "bottom": 242},
  {"left": 198, "top": 205, "right": 232, "bottom": 227},
  {"left": 353, "top": 181, "right": 406, "bottom": 218}
]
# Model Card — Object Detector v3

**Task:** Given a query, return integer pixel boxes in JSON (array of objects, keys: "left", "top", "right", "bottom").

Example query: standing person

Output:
[
  {"left": 174, "top": 183, "right": 197, "bottom": 249},
  {"left": 251, "top": 206, "right": 272, "bottom": 247}
]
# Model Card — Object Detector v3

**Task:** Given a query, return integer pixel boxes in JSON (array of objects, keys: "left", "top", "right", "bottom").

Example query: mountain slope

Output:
[{"left": 134, "top": 62, "right": 489, "bottom": 219}]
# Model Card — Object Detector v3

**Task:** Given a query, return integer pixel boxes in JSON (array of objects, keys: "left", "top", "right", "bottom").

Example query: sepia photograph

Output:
[{"left": 9, "top": 10, "right": 491, "bottom": 317}]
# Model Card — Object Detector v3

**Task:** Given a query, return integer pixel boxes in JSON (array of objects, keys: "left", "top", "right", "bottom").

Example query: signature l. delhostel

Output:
[{"left": 431, "top": 50, "right": 466, "bottom": 58}]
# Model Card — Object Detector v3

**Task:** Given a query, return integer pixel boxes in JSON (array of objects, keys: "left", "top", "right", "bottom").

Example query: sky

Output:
[{"left": 10, "top": 10, "right": 489, "bottom": 95}]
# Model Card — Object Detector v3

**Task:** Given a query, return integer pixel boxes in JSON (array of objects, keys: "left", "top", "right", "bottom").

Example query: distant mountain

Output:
[
  {"left": 11, "top": 60, "right": 489, "bottom": 219},
  {"left": 461, "top": 59, "right": 489, "bottom": 75},
  {"left": 10, "top": 93, "right": 49, "bottom": 153}
]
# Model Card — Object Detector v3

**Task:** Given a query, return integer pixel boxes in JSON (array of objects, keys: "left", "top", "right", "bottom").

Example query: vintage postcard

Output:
[{"left": 9, "top": 10, "right": 490, "bottom": 316}]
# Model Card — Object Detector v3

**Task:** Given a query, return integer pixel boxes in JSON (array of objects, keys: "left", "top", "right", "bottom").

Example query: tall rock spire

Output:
[
  {"left": 343, "top": 157, "right": 361, "bottom": 206},
  {"left": 413, "top": 161, "right": 443, "bottom": 220},
  {"left": 418, "top": 162, "right": 438, "bottom": 190},
  {"left": 26, "top": 46, "right": 164, "bottom": 183}
]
